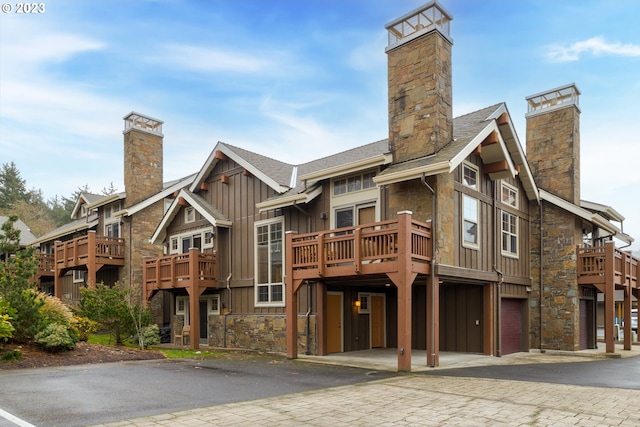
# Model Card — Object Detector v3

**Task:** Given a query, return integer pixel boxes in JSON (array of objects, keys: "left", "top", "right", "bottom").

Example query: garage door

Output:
[{"left": 501, "top": 298, "right": 523, "bottom": 355}]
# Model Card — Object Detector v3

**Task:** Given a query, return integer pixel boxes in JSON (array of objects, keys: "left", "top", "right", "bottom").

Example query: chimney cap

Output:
[
  {"left": 123, "top": 111, "right": 164, "bottom": 136},
  {"left": 525, "top": 83, "right": 581, "bottom": 118},
  {"left": 385, "top": 1, "right": 453, "bottom": 51}
]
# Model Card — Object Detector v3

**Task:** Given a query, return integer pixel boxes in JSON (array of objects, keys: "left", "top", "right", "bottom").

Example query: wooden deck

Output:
[
  {"left": 142, "top": 249, "right": 217, "bottom": 300},
  {"left": 577, "top": 243, "right": 639, "bottom": 353},
  {"left": 55, "top": 232, "right": 125, "bottom": 270},
  {"left": 289, "top": 216, "right": 432, "bottom": 279},
  {"left": 35, "top": 253, "right": 55, "bottom": 279}
]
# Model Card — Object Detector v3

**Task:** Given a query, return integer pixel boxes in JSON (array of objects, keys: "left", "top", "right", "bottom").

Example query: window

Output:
[
  {"left": 208, "top": 295, "right": 220, "bottom": 315},
  {"left": 333, "top": 171, "right": 376, "bottom": 196},
  {"left": 105, "top": 222, "right": 120, "bottom": 238},
  {"left": 462, "top": 163, "right": 478, "bottom": 189},
  {"left": 357, "top": 293, "right": 370, "bottom": 314},
  {"left": 463, "top": 195, "right": 478, "bottom": 247},
  {"left": 169, "top": 229, "right": 212, "bottom": 254},
  {"left": 255, "top": 217, "right": 284, "bottom": 306},
  {"left": 501, "top": 183, "right": 517, "bottom": 208},
  {"left": 502, "top": 211, "right": 518, "bottom": 256},
  {"left": 176, "top": 296, "right": 189, "bottom": 324},
  {"left": 73, "top": 270, "right": 85, "bottom": 283},
  {"left": 336, "top": 207, "right": 354, "bottom": 229},
  {"left": 171, "top": 238, "right": 178, "bottom": 252},
  {"left": 204, "top": 231, "right": 214, "bottom": 247},
  {"left": 185, "top": 207, "right": 195, "bottom": 223},
  {"left": 105, "top": 202, "right": 121, "bottom": 219},
  {"left": 501, "top": 183, "right": 518, "bottom": 256}
]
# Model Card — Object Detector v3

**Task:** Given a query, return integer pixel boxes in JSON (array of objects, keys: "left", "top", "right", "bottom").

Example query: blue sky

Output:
[{"left": 1, "top": 0, "right": 639, "bottom": 250}]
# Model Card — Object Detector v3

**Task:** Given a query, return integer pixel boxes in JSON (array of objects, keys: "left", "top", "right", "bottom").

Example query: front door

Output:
[
  {"left": 371, "top": 295, "right": 385, "bottom": 348},
  {"left": 327, "top": 292, "right": 343, "bottom": 353}
]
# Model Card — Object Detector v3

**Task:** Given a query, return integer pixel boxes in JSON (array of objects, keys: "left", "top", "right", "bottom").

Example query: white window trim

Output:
[
  {"left": 168, "top": 227, "right": 214, "bottom": 254},
  {"left": 501, "top": 210, "right": 519, "bottom": 258},
  {"left": 73, "top": 270, "right": 85, "bottom": 283},
  {"left": 462, "top": 194, "right": 479, "bottom": 250},
  {"left": 462, "top": 161, "right": 479, "bottom": 190},
  {"left": 185, "top": 207, "right": 195, "bottom": 223},
  {"left": 501, "top": 182, "right": 518, "bottom": 209},
  {"left": 254, "top": 216, "right": 285, "bottom": 308},
  {"left": 207, "top": 295, "right": 220, "bottom": 315},
  {"left": 176, "top": 296, "right": 188, "bottom": 324},
  {"left": 331, "top": 200, "right": 378, "bottom": 230},
  {"left": 357, "top": 292, "right": 370, "bottom": 314}
]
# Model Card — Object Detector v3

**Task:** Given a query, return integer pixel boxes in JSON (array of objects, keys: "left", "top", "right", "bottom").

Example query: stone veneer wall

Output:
[
  {"left": 174, "top": 314, "right": 317, "bottom": 355},
  {"left": 387, "top": 30, "right": 453, "bottom": 163},
  {"left": 533, "top": 202, "right": 583, "bottom": 351},
  {"left": 526, "top": 107, "right": 581, "bottom": 204}
]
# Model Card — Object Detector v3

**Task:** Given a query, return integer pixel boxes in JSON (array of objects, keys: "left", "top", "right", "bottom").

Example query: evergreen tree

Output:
[{"left": 0, "top": 162, "right": 28, "bottom": 209}]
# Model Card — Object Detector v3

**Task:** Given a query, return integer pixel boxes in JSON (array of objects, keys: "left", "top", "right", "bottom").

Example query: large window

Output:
[
  {"left": 463, "top": 195, "right": 478, "bottom": 247},
  {"left": 462, "top": 163, "right": 478, "bottom": 190},
  {"left": 169, "top": 228, "right": 214, "bottom": 254},
  {"left": 501, "top": 183, "right": 518, "bottom": 257},
  {"left": 333, "top": 172, "right": 375, "bottom": 196},
  {"left": 255, "top": 217, "right": 284, "bottom": 306}
]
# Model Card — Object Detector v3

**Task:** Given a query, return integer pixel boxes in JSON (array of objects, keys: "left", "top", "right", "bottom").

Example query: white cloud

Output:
[{"left": 547, "top": 36, "right": 640, "bottom": 62}]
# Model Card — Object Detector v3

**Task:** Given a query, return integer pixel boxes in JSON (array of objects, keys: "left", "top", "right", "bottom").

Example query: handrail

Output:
[
  {"left": 143, "top": 251, "right": 217, "bottom": 291},
  {"left": 577, "top": 245, "right": 638, "bottom": 288},
  {"left": 290, "top": 217, "right": 432, "bottom": 274}
]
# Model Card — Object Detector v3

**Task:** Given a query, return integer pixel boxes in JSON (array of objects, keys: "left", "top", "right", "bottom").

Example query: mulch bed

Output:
[{"left": 0, "top": 341, "right": 166, "bottom": 370}]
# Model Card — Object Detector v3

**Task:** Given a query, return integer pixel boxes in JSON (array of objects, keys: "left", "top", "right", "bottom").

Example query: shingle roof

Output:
[{"left": 0, "top": 216, "right": 37, "bottom": 247}]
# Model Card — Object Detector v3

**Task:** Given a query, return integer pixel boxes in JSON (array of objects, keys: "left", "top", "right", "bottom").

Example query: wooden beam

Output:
[
  {"left": 481, "top": 130, "right": 499, "bottom": 146},
  {"left": 178, "top": 197, "right": 188, "bottom": 206},
  {"left": 496, "top": 112, "right": 509, "bottom": 126},
  {"left": 221, "top": 175, "right": 230, "bottom": 185},
  {"left": 214, "top": 150, "right": 227, "bottom": 160},
  {"left": 200, "top": 182, "right": 209, "bottom": 191},
  {"left": 242, "top": 169, "right": 251, "bottom": 177},
  {"left": 484, "top": 160, "right": 509, "bottom": 174},
  {"left": 472, "top": 144, "right": 482, "bottom": 156}
]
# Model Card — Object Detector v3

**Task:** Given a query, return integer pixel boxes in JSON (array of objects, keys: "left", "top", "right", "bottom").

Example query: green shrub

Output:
[
  {"left": 1, "top": 349, "right": 22, "bottom": 362},
  {"left": 133, "top": 324, "right": 160, "bottom": 349},
  {"left": 34, "top": 323, "right": 77, "bottom": 352},
  {"left": 73, "top": 315, "right": 98, "bottom": 342},
  {"left": 79, "top": 283, "right": 134, "bottom": 345},
  {"left": 0, "top": 297, "right": 15, "bottom": 343}
]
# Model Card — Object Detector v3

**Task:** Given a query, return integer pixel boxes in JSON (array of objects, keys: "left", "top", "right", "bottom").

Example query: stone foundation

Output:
[{"left": 172, "top": 314, "right": 317, "bottom": 354}]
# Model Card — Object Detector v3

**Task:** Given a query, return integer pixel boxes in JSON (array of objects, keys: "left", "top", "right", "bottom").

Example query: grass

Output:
[{"left": 88, "top": 334, "right": 224, "bottom": 359}]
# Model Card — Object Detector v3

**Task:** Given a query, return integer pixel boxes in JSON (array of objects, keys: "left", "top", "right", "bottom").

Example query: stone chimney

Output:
[
  {"left": 386, "top": 1, "right": 453, "bottom": 163},
  {"left": 123, "top": 112, "right": 164, "bottom": 208},
  {"left": 525, "top": 84, "right": 581, "bottom": 203}
]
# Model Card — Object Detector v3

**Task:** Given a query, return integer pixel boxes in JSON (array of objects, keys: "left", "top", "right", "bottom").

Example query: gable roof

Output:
[
  {"left": 31, "top": 217, "right": 98, "bottom": 245},
  {"left": 374, "top": 103, "right": 539, "bottom": 202},
  {"left": 540, "top": 190, "right": 633, "bottom": 245},
  {"left": 115, "top": 173, "right": 196, "bottom": 218},
  {"left": 257, "top": 139, "right": 392, "bottom": 212},
  {"left": 150, "top": 189, "right": 232, "bottom": 244},
  {"left": 0, "top": 216, "right": 37, "bottom": 247},
  {"left": 70, "top": 192, "right": 103, "bottom": 219},
  {"left": 190, "top": 142, "right": 293, "bottom": 195}
]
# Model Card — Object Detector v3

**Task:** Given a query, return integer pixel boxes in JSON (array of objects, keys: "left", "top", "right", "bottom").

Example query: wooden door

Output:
[
  {"left": 327, "top": 292, "right": 343, "bottom": 353},
  {"left": 358, "top": 206, "right": 376, "bottom": 225},
  {"left": 371, "top": 295, "right": 385, "bottom": 348}
]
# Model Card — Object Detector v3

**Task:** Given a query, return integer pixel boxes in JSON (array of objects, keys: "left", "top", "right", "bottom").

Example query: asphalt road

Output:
[
  {"left": 0, "top": 356, "right": 396, "bottom": 427},
  {"left": 422, "top": 355, "right": 640, "bottom": 390}
]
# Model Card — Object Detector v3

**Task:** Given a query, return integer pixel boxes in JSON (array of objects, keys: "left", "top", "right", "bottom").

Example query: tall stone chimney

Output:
[
  {"left": 123, "top": 112, "right": 164, "bottom": 208},
  {"left": 386, "top": 1, "right": 453, "bottom": 163},
  {"left": 525, "top": 84, "right": 581, "bottom": 203}
]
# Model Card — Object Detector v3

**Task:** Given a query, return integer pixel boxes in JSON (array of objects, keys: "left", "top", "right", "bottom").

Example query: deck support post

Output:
[
  {"left": 426, "top": 272, "right": 439, "bottom": 367},
  {"left": 604, "top": 242, "right": 616, "bottom": 353},
  {"left": 387, "top": 211, "right": 417, "bottom": 372}
]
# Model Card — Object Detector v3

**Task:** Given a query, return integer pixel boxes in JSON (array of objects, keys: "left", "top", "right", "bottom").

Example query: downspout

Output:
[
  {"left": 224, "top": 272, "right": 232, "bottom": 348},
  {"left": 539, "top": 201, "right": 544, "bottom": 352},
  {"left": 493, "top": 181, "right": 502, "bottom": 357},
  {"left": 305, "top": 280, "right": 312, "bottom": 355},
  {"left": 421, "top": 173, "right": 437, "bottom": 368}
]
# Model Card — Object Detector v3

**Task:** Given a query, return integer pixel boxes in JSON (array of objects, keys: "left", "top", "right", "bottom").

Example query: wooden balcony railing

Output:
[
  {"left": 577, "top": 244, "right": 638, "bottom": 288},
  {"left": 35, "top": 253, "right": 55, "bottom": 278},
  {"left": 289, "top": 215, "right": 432, "bottom": 280},
  {"left": 143, "top": 249, "right": 217, "bottom": 299},
  {"left": 54, "top": 231, "right": 125, "bottom": 270}
]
